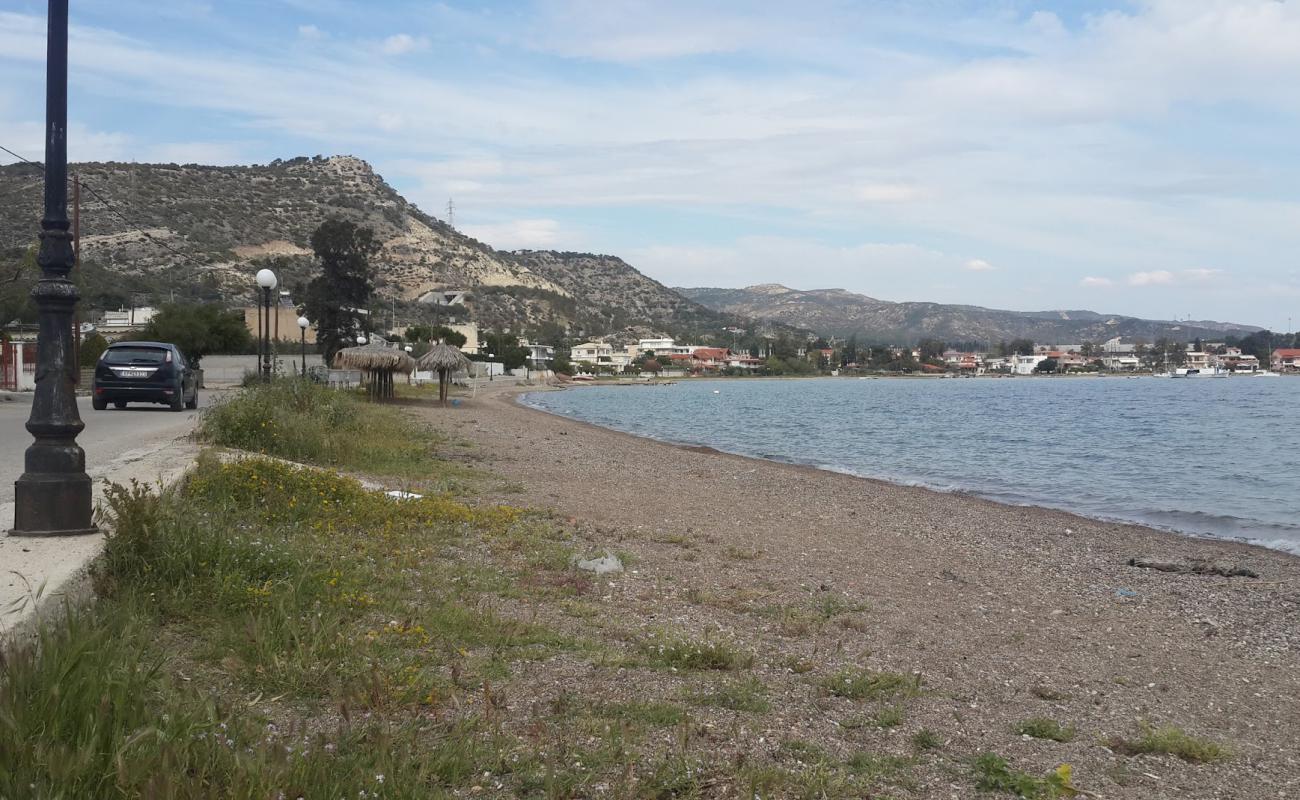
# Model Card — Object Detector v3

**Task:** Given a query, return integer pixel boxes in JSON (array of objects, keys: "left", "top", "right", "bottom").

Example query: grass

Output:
[
  {"left": 821, "top": 667, "right": 923, "bottom": 702},
  {"left": 200, "top": 378, "right": 470, "bottom": 482},
  {"left": 911, "top": 728, "right": 942, "bottom": 751},
  {"left": 1108, "top": 724, "right": 1229, "bottom": 763},
  {"left": 971, "top": 753, "right": 1074, "bottom": 799},
  {"left": 1014, "top": 717, "right": 1077, "bottom": 742},
  {"left": 688, "top": 676, "right": 771, "bottom": 712},
  {"left": 641, "top": 633, "right": 754, "bottom": 671}
]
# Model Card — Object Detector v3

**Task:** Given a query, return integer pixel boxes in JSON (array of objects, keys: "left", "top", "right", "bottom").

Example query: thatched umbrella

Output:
[
  {"left": 418, "top": 343, "right": 471, "bottom": 406},
  {"left": 333, "top": 342, "right": 416, "bottom": 401}
]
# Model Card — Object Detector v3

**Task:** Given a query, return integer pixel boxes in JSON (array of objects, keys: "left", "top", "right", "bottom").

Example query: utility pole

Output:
[{"left": 12, "top": 0, "right": 96, "bottom": 536}]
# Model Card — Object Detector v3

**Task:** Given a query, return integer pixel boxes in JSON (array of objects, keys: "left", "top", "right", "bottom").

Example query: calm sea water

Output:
[{"left": 523, "top": 376, "right": 1300, "bottom": 555}]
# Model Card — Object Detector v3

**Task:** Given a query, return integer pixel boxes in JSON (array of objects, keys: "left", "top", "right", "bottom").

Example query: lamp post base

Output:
[{"left": 10, "top": 471, "right": 97, "bottom": 537}]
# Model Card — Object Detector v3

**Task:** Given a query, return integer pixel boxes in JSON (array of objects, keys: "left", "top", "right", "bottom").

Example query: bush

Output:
[{"left": 199, "top": 379, "right": 437, "bottom": 478}]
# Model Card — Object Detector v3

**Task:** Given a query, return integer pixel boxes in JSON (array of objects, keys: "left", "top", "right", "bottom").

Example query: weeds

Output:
[
  {"left": 821, "top": 668, "right": 922, "bottom": 702},
  {"left": 642, "top": 634, "right": 754, "bottom": 671},
  {"left": 1014, "top": 717, "right": 1077, "bottom": 742},
  {"left": 200, "top": 378, "right": 461, "bottom": 480},
  {"left": 971, "top": 753, "right": 1073, "bottom": 799},
  {"left": 1108, "top": 724, "right": 1228, "bottom": 763},
  {"left": 688, "top": 676, "right": 771, "bottom": 712}
]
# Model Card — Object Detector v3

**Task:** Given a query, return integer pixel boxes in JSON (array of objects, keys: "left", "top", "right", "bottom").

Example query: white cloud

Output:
[
  {"left": 1125, "top": 268, "right": 1226, "bottom": 287},
  {"left": 297, "top": 24, "right": 324, "bottom": 40},
  {"left": 964, "top": 259, "right": 994, "bottom": 272},
  {"left": 1127, "top": 270, "right": 1176, "bottom": 286},
  {"left": 1079, "top": 276, "right": 1114, "bottom": 288},
  {"left": 380, "top": 33, "right": 428, "bottom": 55},
  {"left": 460, "top": 219, "right": 564, "bottom": 250}
]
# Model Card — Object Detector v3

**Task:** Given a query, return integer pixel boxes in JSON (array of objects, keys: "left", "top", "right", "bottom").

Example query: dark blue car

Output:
[{"left": 91, "top": 341, "right": 198, "bottom": 411}]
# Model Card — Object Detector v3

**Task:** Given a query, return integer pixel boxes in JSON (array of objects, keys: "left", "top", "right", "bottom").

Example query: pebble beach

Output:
[{"left": 414, "top": 380, "right": 1300, "bottom": 799}]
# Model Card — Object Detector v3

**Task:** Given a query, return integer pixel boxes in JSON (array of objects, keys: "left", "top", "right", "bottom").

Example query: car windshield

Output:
[{"left": 102, "top": 347, "right": 167, "bottom": 365}]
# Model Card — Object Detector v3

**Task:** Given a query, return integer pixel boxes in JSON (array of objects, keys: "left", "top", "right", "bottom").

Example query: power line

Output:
[
  {"left": 0, "top": 144, "right": 41, "bottom": 167},
  {"left": 2, "top": 141, "right": 214, "bottom": 272}
]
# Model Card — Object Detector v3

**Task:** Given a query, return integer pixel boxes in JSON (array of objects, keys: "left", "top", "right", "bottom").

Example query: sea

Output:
[{"left": 522, "top": 376, "right": 1300, "bottom": 555}]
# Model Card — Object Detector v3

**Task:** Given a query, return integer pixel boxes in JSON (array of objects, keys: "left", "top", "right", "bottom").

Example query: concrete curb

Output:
[{"left": 0, "top": 391, "right": 33, "bottom": 404}]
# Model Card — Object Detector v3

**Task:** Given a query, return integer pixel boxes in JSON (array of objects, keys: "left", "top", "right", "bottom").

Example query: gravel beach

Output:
[{"left": 414, "top": 380, "right": 1300, "bottom": 799}]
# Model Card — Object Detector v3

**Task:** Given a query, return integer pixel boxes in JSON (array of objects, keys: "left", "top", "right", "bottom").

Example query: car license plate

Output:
[{"left": 116, "top": 368, "right": 152, "bottom": 378}]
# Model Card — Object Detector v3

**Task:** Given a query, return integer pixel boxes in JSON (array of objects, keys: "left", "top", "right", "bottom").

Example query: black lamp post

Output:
[
  {"left": 255, "top": 268, "right": 276, "bottom": 381},
  {"left": 297, "top": 315, "right": 309, "bottom": 377},
  {"left": 11, "top": 0, "right": 95, "bottom": 537}
]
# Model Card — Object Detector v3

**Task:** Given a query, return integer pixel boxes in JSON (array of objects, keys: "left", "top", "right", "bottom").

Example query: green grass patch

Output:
[
  {"left": 688, "top": 676, "right": 771, "bottom": 712},
  {"left": 1014, "top": 717, "right": 1077, "bottom": 742},
  {"left": 821, "top": 668, "right": 922, "bottom": 702},
  {"left": 642, "top": 633, "right": 754, "bottom": 671},
  {"left": 1108, "top": 724, "right": 1228, "bottom": 763},
  {"left": 200, "top": 378, "right": 468, "bottom": 481},
  {"left": 911, "top": 728, "right": 942, "bottom": 751},
  {"left": 971, "top": 753, "right": 1074, "bottom": 799}
]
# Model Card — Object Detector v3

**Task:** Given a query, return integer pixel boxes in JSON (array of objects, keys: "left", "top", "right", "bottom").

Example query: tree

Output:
[
  {"left": 138, "top": 303, "right": 251, "bottom": 369},
  {"left": 841, "top": 334, "right": 859, "bottom": 368},
  {"left": 642, "top": 357, "right": 661, "bottom": 374},
  {"left": 550, "top": 348, "right": 572, "bottom": 375},
  {"left": 1080, "top": 342, "right": 1096, "bottom": 358},
  {"left": 79, "top": 332, "right": 108, "bottom": 367},
  {"left": 0, "top": 246, "right": 37, "bottom": 325},
  {"left": 406, "top": 323, "right": 466, "bottom": 348},
  {"left": 1007, "top": 338, "right": 1035, "bottom": 356},
  {"left": 480, "top": 331, "right": 528, "bottom": 370},
  {"left": 302, "top": 219, "right": 380, "bottom": 365},
  {"left": 918, "top": 338, "right": 946, "bottom": 363},
  {"left": 1034, "top": 357, "right": 1058, "bottom": 374}
]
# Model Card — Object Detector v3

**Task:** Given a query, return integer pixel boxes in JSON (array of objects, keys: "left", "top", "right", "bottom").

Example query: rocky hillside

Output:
[
  {"left": 0, "top": 156, "right": 559, "bottom": 306},
  {"left": 0, "top": 157, "right": 798, "bottom": 342},
  {"left": 507, "top": 251, "right": 761, "bottom": 341},
  {"left": 679, "top": 284, "right": 1261, "bottom": 344}
]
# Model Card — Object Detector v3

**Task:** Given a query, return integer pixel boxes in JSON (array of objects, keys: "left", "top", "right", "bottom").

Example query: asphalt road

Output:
[{"left": 0, "top": 392, "right": 215, "bottom": 505}]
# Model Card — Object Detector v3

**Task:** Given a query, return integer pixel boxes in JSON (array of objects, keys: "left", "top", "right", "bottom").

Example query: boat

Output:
[{"left": 1169, "top": 366, "right": 1229, "bottom": 378}]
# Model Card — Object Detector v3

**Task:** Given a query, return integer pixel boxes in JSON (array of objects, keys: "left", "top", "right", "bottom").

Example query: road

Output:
[
  {"left": 0, "top": 393, "right": 215, "bottom": 506},
  {"left": 2, "top": 392, "right": 219, "bottom": 638}
]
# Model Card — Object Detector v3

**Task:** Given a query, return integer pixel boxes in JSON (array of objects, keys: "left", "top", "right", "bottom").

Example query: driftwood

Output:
[{"left": 1128, "top": 558, "right": 1258, "bottom": 579}]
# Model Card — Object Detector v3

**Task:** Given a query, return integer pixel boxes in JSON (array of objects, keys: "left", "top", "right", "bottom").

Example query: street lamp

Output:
[
  {"left": 255, "top": 268, "right": 277, "bottom": 381},
  {"left": 297, "top": 315, "right": 309, "bottom": 377},
  {"left": 12, "top": 0, "right": 95, "bottom": 536},
  {"left": 487, "top": 352, "right": 495, "bottom": 382},
  {"left": 357, "top": 335, "right": 367, "bottom": 345}
]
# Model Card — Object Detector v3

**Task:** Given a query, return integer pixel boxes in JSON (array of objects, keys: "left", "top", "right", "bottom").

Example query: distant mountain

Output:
[{"left": 677, "top": 284, "right": 1261, "bottom": 344}]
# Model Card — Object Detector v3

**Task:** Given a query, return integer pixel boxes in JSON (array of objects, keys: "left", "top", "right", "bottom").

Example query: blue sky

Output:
[{"left": 2, "top": 0, "right": 1299, "bottom": 328}]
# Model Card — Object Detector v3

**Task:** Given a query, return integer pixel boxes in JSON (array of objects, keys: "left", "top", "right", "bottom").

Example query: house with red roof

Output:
[{"left": 1272, "top": 348, "right": 1300, "bottom": 372}]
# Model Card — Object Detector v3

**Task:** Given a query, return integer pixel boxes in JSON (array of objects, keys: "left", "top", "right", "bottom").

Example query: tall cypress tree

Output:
[{"left": 302, "top": 219, "right": 379, "bottom": 365}]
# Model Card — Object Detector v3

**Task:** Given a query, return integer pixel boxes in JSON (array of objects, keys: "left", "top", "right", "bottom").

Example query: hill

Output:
[
  {"left": 1, "top": 157, "right": 766, "bottom": 341},
  {"left": 677, "top": 284, "right": 1261, "bottom": 345}
]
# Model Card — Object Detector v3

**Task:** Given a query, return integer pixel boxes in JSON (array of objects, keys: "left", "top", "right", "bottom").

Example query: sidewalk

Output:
[{"left": 0, "top": 433, "right": 200, "bottom": 642}]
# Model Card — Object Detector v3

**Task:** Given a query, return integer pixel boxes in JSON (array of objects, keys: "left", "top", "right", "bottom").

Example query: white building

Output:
[
  {"left": 100, "top": 306, "right": 156, "bottom": 329},
  {"left": 638, "top": 338, "right": 692, "bottom": 356},
  {"left": 1010, "top": 353, "right": 1048, "bottom": 375}
]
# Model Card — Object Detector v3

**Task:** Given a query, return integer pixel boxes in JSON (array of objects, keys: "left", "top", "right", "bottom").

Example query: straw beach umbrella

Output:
[
  {"left": 418, "top": 343, "right": 471, "bottom": 406},
  {"left": 332, "top": 340, "right": 416, "bottom": 401}
]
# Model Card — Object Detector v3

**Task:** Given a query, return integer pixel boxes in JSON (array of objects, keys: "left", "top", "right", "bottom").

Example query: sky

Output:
[{"left": 1, "top": 1, "right": 1299, "bottom": 328}]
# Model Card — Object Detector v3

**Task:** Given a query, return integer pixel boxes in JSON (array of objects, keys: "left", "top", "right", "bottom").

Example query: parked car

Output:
[{"left": 91, "top": 341, "right": 198, "bottom": 411}]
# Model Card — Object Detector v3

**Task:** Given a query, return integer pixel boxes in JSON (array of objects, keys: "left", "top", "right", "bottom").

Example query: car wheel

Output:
[
  {"left": 169, "top": 392, "right": 185, "bottom": 411},
  {"left": 114, "top": 401, "right": 128, "bottom": 409},
  {"left": 92, "top": 396, "right": 107, "bottom": 410},
  {"left": 186, "top": 390, "right": 198, "bottom": 409}
]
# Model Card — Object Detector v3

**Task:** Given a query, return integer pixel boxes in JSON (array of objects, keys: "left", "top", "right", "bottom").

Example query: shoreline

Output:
[
  {"left": 516, "top": 383, "right": 1300, "bottom": 563},
  {"left": 412, "top": 381, "right": 1300, "bottom": 798}
]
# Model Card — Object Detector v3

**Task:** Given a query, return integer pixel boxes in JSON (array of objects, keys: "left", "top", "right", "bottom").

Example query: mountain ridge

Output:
[{"left": 677, "top": 284, "right": 1261, "bottom": 344}]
